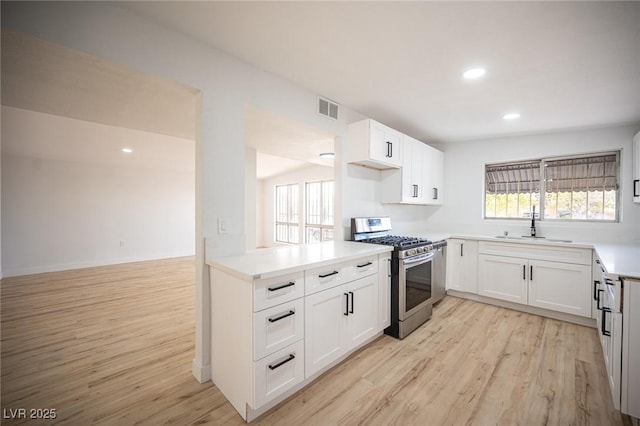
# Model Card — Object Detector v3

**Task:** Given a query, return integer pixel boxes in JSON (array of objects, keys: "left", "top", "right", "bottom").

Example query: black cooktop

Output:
[{"left": 359, "top": 235, "right": 433, "bottom": 249}]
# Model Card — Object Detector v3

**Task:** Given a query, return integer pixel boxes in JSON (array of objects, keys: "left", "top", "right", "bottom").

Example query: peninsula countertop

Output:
[{"left": 207, "top": 240, "right": 393, "bottom": 281}]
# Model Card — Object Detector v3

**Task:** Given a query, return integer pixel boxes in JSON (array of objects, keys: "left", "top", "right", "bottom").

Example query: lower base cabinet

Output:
[
  {"left": 254, "top": 340, "right": 305, "bottom": 408},
  {"left": 529, "top": 260, "right": 591, "bottom": 317},
  {"left": 209, "top": 250, "right": 390, "bottom": 421},
  {"left": 305, "top": 274, "right": 378, "bottom": 378},
  {"left": 622, "top": 279, "right": 640, "bottom": 418},
  {"left": 477, "top": 242, "right": 592, "bottom": 318},
  {"left": 478, "top": 254, "right": 528, "bottom": 304}
]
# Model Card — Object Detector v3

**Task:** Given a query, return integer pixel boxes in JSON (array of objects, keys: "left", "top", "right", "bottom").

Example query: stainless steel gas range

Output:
[{"left": 351, "top": 217, "right": 446, "bottom": 339}]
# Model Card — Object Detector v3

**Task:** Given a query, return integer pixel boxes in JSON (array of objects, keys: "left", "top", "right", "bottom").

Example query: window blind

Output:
[
  {"left": 544, "top": 154, "right": 617, "bottom": 193},
  {"left": 485, "top": 161, "right": 540, "bottom": 194}
]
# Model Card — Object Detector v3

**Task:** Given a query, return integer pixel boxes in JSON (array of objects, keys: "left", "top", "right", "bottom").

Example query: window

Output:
[
  {"left": 485, "top": 152, "right": 619, "bottom": 222},
  {"left": 305, "top": 181, "right": 334, "bottom": 243},
  {"left": 275, "top": 184, "right": 299, "bottom": 243}
]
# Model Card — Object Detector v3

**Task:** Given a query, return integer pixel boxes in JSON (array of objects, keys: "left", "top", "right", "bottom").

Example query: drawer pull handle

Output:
[
  {"left": 349, "top": 291, "right": 354, "bottom": 314},
  {"left": 344, "top": 293, "right": 349, "bottom": 316},
  {"left": 268, "top": 310, "right": 295, "bottom": 323},
  {"left": 268, "top": 354, "right": 295, "bottom": 370},
  {"left": 319, "top": 271, "right": 339, "bottom": 278},
  {"left": 593, "top": 280, "right": 601, "bottom": 301},
  {"left": 357, "top": 262, "right": 372, "bottom": 268},
  {"left": 601, "top": 308, "right": 611, "bottom": 337},
  {"left": 268, "top": 282, "right": 295, "bottom": 292},
  {"left": 597, "top": 288, "right": 604, "bottom": 310}
]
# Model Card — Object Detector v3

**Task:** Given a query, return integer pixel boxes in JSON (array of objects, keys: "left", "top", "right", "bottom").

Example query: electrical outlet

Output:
[
  {"left": 120, "top": 240, "right": 126, "bottom": 247},
  {"left": 217, "top": 217, "right": 228, "bottom": 234}
]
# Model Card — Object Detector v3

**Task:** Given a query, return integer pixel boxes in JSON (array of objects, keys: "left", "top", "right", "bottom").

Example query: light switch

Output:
[{"left": 218, "top": 217, "right": 228, "bottom": 234}]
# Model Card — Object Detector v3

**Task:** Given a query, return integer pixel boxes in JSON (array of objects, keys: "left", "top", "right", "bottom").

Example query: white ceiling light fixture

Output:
[
  {"left": 319, "top": 152, "right": 335, "bottom": 159},
  {"left": 462, "top": 67, "right": 486, "bottom": 80},
  {"left": 503, "top": 113, "right": 521, "bottom": 120},
  {"left": 122, "top": 147, "right": 133, "bottom": 153}
]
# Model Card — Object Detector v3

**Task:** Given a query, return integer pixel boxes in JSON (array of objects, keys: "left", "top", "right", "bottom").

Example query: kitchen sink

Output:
[{"left": 494, "top": 235, "right": 572, "bottom": 243}]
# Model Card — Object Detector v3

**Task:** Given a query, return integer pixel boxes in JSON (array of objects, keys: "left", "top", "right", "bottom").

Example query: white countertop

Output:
[
  {"left": 592, "top": 243, "right": 640, "bottom": 280},
  {"left": 207, "top": 240, "right": 393, "bottom": 281},
  {"left": 443, "top": 233, "right": 639, "bottom": 280}
]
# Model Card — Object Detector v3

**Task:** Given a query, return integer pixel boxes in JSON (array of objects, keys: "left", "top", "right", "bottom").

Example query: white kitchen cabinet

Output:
[
  {"left": 478, "top": 242, "right": 593, "bottom": 317},
  {"left": 424, "top": 144, "right": 444, "bottom": 205},
  {"left": 305, "top": 274, "right": 378, "bottom": 377},
  {"left": 633, "top": 131, "right": 640, "bottom": 204},
  {"left": 380, "top": 136, "right": 444, "bottom": 205},
  {"left": 380, "top": 136, "right": 425, "bottom": 204},
  {"left": 304, "top": 284, "right": 349, "bottom": 377},
  {"left": 346, "top": 118, "right": 403, "bottom": 169},
  {"left": 446, "top": 239, "right": 478, "bottom": 294},
  {"left": 478, "top": 254, "right": 529, "bottom": 304},
  {"left": 378, "top": 253, "right": 392, "bottom": 330},
  {"left": 528, "top": 260, "right": 591, "bottom": 317},
  {"left": 622, "top": 279, "right": 640, "bottom": 418},
  {"left": 209, "top": 247, "right": 391, "bottom": 421}
]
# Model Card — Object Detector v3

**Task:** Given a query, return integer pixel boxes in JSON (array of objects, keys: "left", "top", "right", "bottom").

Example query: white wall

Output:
[
  {"left": 1, "top": 1, "right": 362, "bottom": 381},
  {"left": 258, "top": 164, "right": 334, "bottom": 248},
  {"left": 426, "top": 124, "right": 640, "bottom": 243},
  {"left": 1, "top": 107, "right": 195, "bottom": 277}
]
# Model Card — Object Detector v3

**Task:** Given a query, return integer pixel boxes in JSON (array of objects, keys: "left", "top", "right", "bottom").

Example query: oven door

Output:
[{"left": 399, "top": 252, "right": 434, "bottom": 321}]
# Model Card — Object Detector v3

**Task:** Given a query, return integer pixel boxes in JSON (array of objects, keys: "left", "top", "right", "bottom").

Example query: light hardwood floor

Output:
[{"left": 1, "top": 257, "right": 630, "bottom": 425}]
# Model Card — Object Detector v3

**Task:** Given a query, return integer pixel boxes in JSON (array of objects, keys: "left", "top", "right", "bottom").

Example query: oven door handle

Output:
[{"left": 402, "top": 252, "right": 435, "bottom": 265}]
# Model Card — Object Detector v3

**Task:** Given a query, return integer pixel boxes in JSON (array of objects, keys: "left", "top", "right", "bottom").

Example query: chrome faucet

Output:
[{"left": 530, "top": 206, "right": 537, "bottom": 237}]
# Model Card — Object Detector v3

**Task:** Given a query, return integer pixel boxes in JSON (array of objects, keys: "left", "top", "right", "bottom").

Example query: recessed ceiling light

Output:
[
  {"left": 463, "top": 67, "right": 486, "bottom": 80},
  {"left": 122, "top": 148, "right": 133, "bottom": 153},
  {"left": 319, "top": 152, "right": 335, "bottom": 159},
  {"left": 503, "top": 113, "right": 521, "bottom": 120}
]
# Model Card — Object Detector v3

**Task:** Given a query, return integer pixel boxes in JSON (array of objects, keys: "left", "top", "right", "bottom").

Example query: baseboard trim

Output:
[
  {"left": 192, "top": 359, "right": 211, "bottom": 383},
  {"left": 2, "top": 252, "right": 196, "bottom": 278},
  {"left": 447, "top": 290, "right": 597, "bottom": 328}
]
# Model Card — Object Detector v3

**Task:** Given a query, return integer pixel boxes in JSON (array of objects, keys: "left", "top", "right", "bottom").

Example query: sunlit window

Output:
[
  {"left": 485, "top": 152, "right": 619, "bottom": 222},
  {"left": 305, "top": 181, "right": 334, "bottom": 243},
  {"left": 275, "top": 184, "right": 299, "bottom": 243}
]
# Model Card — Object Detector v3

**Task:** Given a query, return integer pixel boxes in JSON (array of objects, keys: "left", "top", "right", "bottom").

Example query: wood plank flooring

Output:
[{"left": 1, "top": 257, "right": 630, "bottom": 425}]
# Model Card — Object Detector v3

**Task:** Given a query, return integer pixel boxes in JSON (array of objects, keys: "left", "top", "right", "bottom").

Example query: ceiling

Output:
[
  {"left": 124, "top": 1, "right": 640, "bottom": 143},
  {"left": 245, "top": 106, "right": 334, "bottom": 179}
]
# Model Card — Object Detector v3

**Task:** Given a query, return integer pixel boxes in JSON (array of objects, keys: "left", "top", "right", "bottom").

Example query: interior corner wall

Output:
[{"left": 1, "top": 110, "right": 195, "bottom": 277}]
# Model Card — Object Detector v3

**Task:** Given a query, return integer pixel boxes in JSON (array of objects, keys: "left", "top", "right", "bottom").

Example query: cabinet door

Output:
[
  {"left": 347, "top": 275, "right": 379, "bottom": 349},
  {"left": 622, "top": 280, "right": 640, "bottom": 417},
  {"left": 370, "top": 121, "right": 402, "bottom": 168},
  {"left": 528, "top": 260, "right": 591, "bottom": 317},
  {"left": 304, "top": 284, "right": 348, "bottom": 377},
  {"left": 633, "top": 132, "right": 640, "bottom": 203},
  {"left": 427, "top": 145, "right": 444, "bottom": 205},
  {"left": 446, "top": 239, "right": 464, "bottom": 291},
  {"left": 478, "top": 254, "right": 528, "bottom": 304},
  {"left": 378, "top": 254, "right": 391, "bottom": 330}
]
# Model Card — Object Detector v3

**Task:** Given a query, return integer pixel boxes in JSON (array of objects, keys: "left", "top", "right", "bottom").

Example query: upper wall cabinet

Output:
[
  {"left": 633, "top": 131, "right": 640, "bottom": 204},
  {"left": 424, "top": 144, "right": 444, "bottom": 205},
  {"left": 346, "top": 119, "right": 403, "bottom": 169},
  {"left": 380, "top": 136, "right": 444, "bottom": 205}
]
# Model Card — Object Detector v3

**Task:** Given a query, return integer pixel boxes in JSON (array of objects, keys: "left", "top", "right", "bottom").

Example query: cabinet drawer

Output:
[
  {"left": 254, "top": 298, "right": 304, "bottom": 361},
  {"left": 254, "top": 272, "right": 304, "bottom": 312},
  {"left": 253, "top": 340, "right": 304, "bottom": 408},
  {"left": 343, "top": 257, "right": 378, "bottom": 282},
  {"left": 479, "top": 241, "right": 591, "bottom": 265},
  {"left": 305, "top": 263, "right": 348, "bottom": 295}
]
